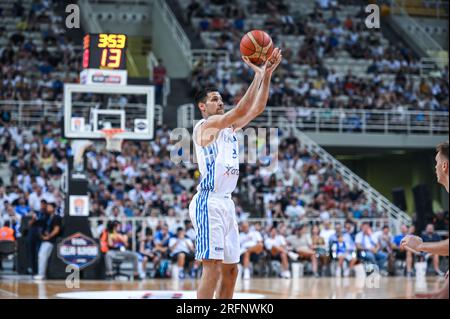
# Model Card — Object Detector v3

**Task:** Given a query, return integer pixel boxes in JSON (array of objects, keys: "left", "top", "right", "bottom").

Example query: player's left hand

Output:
[
  {"left": 242, "top": 48, "right": 282, "bottom": 76},
  {"left": 264, "top": 48, "right": 282, "bottom": 75}
]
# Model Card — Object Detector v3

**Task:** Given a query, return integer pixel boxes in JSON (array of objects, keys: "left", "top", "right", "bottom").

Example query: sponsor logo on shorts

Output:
[{"left": 214, "top": 247, "right": 224, "bottom": 252}]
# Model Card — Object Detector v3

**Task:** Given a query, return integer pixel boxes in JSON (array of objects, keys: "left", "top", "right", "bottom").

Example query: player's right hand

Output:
[{"left": 242, "top": 55, "right": 265, "bottom": 77}]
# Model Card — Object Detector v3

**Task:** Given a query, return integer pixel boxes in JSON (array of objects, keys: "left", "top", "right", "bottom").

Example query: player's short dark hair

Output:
[
  {"left": 436, "top": 141, "right": 449, "bottom": 160},
  {"left": 194, "top": 87, "right": 219, "bottom": 106}
]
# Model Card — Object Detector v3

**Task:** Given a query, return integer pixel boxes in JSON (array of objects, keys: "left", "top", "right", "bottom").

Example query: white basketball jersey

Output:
[{"left": 193, "top": 119, "right": 239, "bottom": 194}]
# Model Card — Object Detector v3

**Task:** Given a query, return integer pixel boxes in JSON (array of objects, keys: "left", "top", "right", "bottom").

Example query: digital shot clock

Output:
[{"left": 82, "top": 33, "right": 127, "bottom": 70}]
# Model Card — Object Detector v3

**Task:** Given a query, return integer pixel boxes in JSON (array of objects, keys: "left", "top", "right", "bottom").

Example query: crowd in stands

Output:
[
  {"left": 0, "top": 119, "right": 447, "bottom": 279},
  {"left": 0, "top": 0, "right": 448, "bottom": 279},
  {"left": 0, "top": 0, "right": 80, "bottom": 102},
  {"left": 186, "top": 0, "right": 449, "bottom": 112}
]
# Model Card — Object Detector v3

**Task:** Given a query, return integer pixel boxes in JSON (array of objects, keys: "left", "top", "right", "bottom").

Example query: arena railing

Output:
[
  {"left": 191, "top": 49, "right": 231, "bottom": 67},
  {"left": 420, "top": 57, "right": 449, "bottom": 77},
  {"left": 0, "top": 100, "right": 164, "bottom": 127},
  {"left": 88, "top": 216, "right": 392, "bottom": 252},
  {"left": 177, "top": 103, "right": 449, "bottom": 136}
]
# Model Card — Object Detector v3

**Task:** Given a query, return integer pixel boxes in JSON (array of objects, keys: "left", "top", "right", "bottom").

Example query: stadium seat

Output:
[
  {"left": 111, "top": 255, "right": 131, "bottom": 280},
  {"left": 0, "top": 241, "right": 16, "bottom": 272}
]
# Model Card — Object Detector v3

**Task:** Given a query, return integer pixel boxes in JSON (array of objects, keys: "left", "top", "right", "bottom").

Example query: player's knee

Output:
[
  {"left": 203, "top": 261, "right": 222, "bottom": 279},
  {"left": 224, "top": 264, "right": 239, "bottom": 280}
]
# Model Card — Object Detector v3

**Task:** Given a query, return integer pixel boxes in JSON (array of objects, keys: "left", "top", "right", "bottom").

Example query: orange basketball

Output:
[{"left": 240, "top": 30, "right": 274, "bottom": 65}]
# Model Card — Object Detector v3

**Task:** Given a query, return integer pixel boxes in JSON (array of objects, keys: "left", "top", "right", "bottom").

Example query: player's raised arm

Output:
[
  {"left": 194, "top": 60, "right": 271, "bottom": 147},
  {"left": 194, "top": 90, "right": 249, "bottom": 147},
  {"left": 233, "top": 48, "right": 282, "bottom": 130}
]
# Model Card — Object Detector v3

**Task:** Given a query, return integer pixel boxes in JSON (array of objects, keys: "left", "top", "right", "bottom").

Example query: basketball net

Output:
[{"left": 100, "top": 128, "right": 125, "bottom": 152}]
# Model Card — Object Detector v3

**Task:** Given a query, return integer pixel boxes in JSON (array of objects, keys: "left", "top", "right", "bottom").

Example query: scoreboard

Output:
[{"left": 82, "top": 33, "right": 127, "bottom": 70}]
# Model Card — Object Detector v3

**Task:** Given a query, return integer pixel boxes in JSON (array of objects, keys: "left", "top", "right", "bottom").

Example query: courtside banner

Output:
[{"left": 57, "top": 232, "right": 100, "bottom": 269}]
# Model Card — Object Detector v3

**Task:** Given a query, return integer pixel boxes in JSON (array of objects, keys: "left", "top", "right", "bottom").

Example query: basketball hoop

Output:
[{"left": 100, "top": 128, "right": 125, "bottom": 152}]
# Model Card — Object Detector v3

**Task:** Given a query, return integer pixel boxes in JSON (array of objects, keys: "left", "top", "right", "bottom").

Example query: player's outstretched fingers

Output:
[
  {"left": 268, "top": 48, "right": 279, "bottom": 64},
  {"left": 267, "top": 52, "right": 282, "bottom": 73}
]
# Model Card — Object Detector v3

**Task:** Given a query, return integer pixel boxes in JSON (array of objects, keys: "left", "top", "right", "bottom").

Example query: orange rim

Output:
[{"left": 100, "top": 128, "right": 125, "bottom": 138}]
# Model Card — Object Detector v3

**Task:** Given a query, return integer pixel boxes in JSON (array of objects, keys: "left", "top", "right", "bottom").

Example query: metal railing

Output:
[
  {"left": 191, "top": 49, "right": 230, "bottom": 67},
  {"left": 88, "top": 216, "right": 392, "bottom": 253},
  {"left": 177, "top": 103, "right": 449, "bottom": 136},
  {"left": 420, "top": 57, "right": 449, "bottom": 77},
  {"left": 0, "top": 100, "right": 163, "bottom": 127}
]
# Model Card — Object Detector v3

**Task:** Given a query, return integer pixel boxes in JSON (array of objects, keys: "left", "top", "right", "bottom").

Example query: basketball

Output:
[{"left": 240, "top": 30, "right": 274, "bottom": 65}]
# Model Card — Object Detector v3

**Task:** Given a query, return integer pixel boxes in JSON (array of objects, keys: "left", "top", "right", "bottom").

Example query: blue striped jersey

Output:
[{"left": 193, "top": 119, "right": 239, "bottom": 194}]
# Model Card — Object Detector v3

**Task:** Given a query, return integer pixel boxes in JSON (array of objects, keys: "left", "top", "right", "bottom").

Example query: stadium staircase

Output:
[
  {"left": 166, "top": 0, "right": 205, "bottom": 49},
  {"left": 285, "top": 124, "right": 412, "bottom": 233},
  {"left": 387, "top": 0, "right": 448, "bottom": 64}
]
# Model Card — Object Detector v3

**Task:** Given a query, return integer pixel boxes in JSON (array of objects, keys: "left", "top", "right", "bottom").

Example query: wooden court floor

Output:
[{"left": 0, "top": 275, "right": 446, "bottom": 299}]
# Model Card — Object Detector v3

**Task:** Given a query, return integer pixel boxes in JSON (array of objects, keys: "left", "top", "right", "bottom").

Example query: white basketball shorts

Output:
[{"left": 189, "top": 191, "right": 240, "bottom": 264}]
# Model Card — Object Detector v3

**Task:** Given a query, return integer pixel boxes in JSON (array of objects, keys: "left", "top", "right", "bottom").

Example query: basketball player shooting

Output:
[{"left": 188, "top": 47, "right": 282, "bottom": 299}]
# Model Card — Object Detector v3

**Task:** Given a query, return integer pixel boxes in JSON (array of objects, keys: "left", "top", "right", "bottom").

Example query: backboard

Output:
[{"left": 64, "top": 84, "right": 155, "bottom": 140}]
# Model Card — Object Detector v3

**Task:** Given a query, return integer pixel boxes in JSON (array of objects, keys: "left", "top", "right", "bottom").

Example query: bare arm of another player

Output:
[
  {"left": 401, "top": 237, "right": 449, "bottom": 256},
  {"left": 233, "top": 48, "right": 282, "bottom": 130}
]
